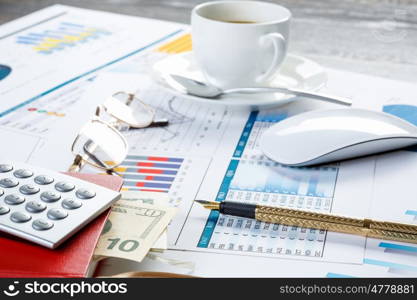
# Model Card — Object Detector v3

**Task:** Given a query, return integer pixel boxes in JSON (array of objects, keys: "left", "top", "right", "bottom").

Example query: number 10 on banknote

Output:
[{"left": 94, "top": 199, "right": 176, "bottom": 262}]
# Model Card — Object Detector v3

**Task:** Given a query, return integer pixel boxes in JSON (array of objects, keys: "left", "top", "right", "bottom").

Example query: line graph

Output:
[{"left": 124, "top": 83, "right": 231, "bottom": 155}]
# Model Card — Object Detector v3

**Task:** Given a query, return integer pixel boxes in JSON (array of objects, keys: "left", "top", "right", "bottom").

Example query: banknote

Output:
[
  {"left": 94, "top": 194, "right": 176, "bottom": 262},
  {"left": 120, "top": 191, "right": 169, "bottom": 250},
  {"left": 120, "top": 191, "right": 169, "bottom": 206}
]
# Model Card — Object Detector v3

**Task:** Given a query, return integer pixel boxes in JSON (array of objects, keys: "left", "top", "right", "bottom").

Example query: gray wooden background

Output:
[{"left": 0, "top": 0, "right": 416, "bottom": 82}]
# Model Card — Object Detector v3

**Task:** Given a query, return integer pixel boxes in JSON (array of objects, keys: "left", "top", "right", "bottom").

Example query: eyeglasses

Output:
[{"left": 69, "top": 91, "right": 168, "bottom": 174}]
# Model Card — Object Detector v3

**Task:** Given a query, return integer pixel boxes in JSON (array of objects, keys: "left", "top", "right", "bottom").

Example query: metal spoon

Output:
[{"left": 170, "top": 74, "right": 352, "bottom": 106}]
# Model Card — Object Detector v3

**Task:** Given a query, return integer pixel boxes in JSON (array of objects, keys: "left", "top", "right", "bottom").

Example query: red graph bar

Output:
[
  {"left": 140, "top": 189, "right": 166, "bottom": 193},
  {"left": 137, "top": 162, "right": 154, "bottom": 167},
  {"left": 137, "top": 168, "right": 164, "bottom": 174},
  {"left": 148, "top": 156, "right": 169, "bottom": 162}
]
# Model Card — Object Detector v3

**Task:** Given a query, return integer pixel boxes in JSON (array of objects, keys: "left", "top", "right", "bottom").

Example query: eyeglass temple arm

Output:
[
  {"left": 68, "top": 154, "right": 83, "bottom": 173},
  {"left": 125, "top": 93, "right": 135, "bottom": 106},
  {"left": 128, "top": 118, "right": 169, "bottom": 130},
  {"left": 83, "top": 141, "right": 122, "bottom": 176}
]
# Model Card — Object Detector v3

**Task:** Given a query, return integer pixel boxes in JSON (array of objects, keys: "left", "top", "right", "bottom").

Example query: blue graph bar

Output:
[
  {"left": 307, "top": 175, "right": 318, "bottom": 196},
  {"left": 17, "top": 36, "right": 42, "bottom": 42},
  {"left": 28, "top": 33, "right": 49, "bottom": 38},
  {"left": 265, "top": 169, "right": 281, "bottom": 193},
  {"left": 16, "top": 40, "right": 37, "bottom": 45},
  {"left": 45, "top": 30, "right": 66, "bottom": 37},
  {"left": 42, "top": 33, "right": 62, "bottom": 39},
  {"left": 121, "top": 167, "right": 177, "bottom": 175},
  {"left": 43, "top": 30, "right": 76, "bottom": 40},
  {"left": 364, "top": 258, "right": 417, "bottom": 272},
  {"left": 126, "top": 155, "right": 184, "bottom": 163},
  {"left": 326, "top": 273, "right": 355, "bottom": 278},
  {"left": 379, "top": 242, "right": 417, "bottom": 253},
  {"left": 61, "top": 22, "right": 85, "bottom": 28},
  {"left": 291, "top": 174, "right": 301, "bottom": 194},
  {"left": 123, "top": 181, "right": 171, "bottom": 189},
  {"left": 405, "top": 210, "right": 417, "bottom": 216},
  {"left": 122, "top": 174, "right": 175, "bottom": 182},
  {"left": 229, "top": 161, "right": 338, "bottom": 198},
  {"left": 58, "top": 26, "right": 84, "bottom": 34}
]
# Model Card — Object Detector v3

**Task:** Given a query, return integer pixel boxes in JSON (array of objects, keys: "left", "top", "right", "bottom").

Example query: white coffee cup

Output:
[{"left": 191, "top": 1, "right": 291, "bottom": 89}]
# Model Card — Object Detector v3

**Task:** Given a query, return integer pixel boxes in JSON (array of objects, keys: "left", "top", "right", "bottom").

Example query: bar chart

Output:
[
  {"left": 230, "top": 160, "right": 338, "bottom": 198},
  {"left": 115, "top": 155, "right": 183, "bottom": 193},
  {"left": 114, "top": 154, "right": 210, "bottom": 207},
  {"left": 197, "top": 158, "right": 338, "bottom": 256},
  {"left": 16, "top": 22, "right": 111, "bottom": 54},
  {"left": 197, "top": 108, "right": 340, "bottom": 257},
  {"left": 192, "top": 103, "right": 343, "bottom": 258}
]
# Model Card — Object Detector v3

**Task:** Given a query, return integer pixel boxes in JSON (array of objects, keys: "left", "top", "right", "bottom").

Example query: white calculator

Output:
[{"left": 0, "top": 162, "right": 121, "bottom": 248}]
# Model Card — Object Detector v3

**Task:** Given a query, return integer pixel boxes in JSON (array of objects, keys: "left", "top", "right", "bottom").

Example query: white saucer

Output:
[{"left": 151, "top": 51, "right": 327, "bottom": 109}]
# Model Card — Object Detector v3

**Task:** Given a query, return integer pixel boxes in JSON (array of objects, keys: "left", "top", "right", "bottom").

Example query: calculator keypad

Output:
[
  {"left": 0, "top": 178, "right": 19, "bottom": 188},
  {"left": 14, "top": 169, "right": 33, "bottom": 178},
  {"left": 20, "top": 184, "right": 40, "bottom": 195},
  {"left": 0, "top": 206, "right": 9, "bottom": 215},
  {"left": 76, "top": 188, "right": 96, "bottom": 199},
  {"left": 5, "top": 194, "right": 25, "bottom": 205},
  {"left": 62, "top": 198, "right": 82, "bottom": 210},
  {"left": 40, "top": 191, "right": 61, "bottom": 203},
  {"left": 11, "top": 211, "right": 31, "bottom": 223},
  {"left": 55, "top": 182, "right": 75, "bottom": 192},
  {"left": 0, "top": 162, "right": 121, "bottom": 248},
  {"left": 0, "top": 164, "right": 13, "bottom": 173},
  {"left": 34, "top": 175, "right": 54, "bottom": 185},
  {"left": 26, "top": 200, "right": 46, "bottom": 213},
  {"left": 47, "top": 208, "right": 68, "bottom": 220},
  {"left": 32, "top": 219, "right": 54, "bottom": 231}
]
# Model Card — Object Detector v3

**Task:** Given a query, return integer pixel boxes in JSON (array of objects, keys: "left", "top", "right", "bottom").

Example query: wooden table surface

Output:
[{"left": 0, "top": 0, "right": 416, "bottom": 82}]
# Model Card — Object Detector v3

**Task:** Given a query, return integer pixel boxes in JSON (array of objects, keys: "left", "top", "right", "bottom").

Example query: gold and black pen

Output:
[{"left": 195, "top": 200, "right": 417, "bottom": 244}]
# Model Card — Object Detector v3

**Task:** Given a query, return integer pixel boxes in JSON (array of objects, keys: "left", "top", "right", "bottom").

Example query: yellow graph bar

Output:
[
  {"left": 157, "top": 34, "right": 192, "bottom": 54},
  {"left": 63, "top": 35, "right": 83, "bottom": 42},
  {"left": 112, "top": 167, "right": 127, "bottom": 172}
]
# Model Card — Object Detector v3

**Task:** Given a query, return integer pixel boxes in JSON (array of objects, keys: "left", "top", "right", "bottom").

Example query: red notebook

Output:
[{"left": 0, "top": 173, "right": 123, "bottom": 278}]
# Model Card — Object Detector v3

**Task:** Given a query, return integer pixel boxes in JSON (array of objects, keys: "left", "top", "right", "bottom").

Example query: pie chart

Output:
[
  {"left": 383, "top": 104, "right": 417, "bottom": 126},
  {"left": 0, "top": 65, "right": 11, "bottom": 81}
]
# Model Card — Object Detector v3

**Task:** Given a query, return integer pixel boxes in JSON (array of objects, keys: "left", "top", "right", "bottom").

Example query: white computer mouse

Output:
[{"left": 260, "top": 108, "right": 417, "bottom": 166}]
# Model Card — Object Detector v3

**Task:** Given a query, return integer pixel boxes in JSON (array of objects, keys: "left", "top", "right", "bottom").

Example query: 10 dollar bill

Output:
[{"left": 94, "top": 198, "right": 176, "bottom": 262}]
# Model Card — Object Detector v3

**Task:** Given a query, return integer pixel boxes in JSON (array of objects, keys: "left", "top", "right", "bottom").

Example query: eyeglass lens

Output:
[
  {"left": 103, "top": 92, "right": 154, "bottom": 128},
  {"left": 73, "top": 120, "right": 128, "bottom": 169}
]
